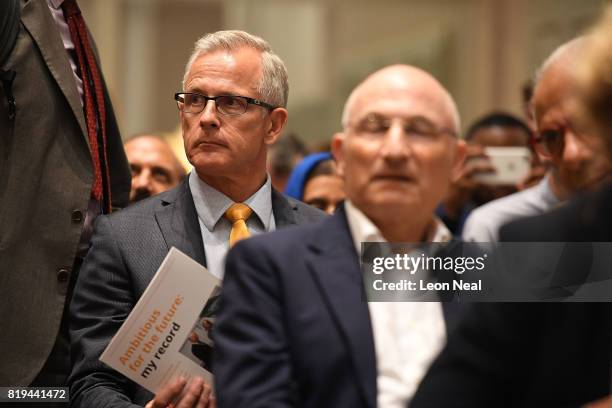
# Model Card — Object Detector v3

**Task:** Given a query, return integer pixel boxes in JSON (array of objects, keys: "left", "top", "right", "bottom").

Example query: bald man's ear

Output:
[
  {"left": 451, "top": 139, "right": 467, "bottom": 182},
  {"left": 331, "top": 132, "right": 346, "bottom": 177},
  {"left": 264, "top": 108, "right": 289, "bottom": 145}
]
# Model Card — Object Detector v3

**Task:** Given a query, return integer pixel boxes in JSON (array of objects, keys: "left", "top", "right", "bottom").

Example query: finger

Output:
[
  {"left": 464, "top": 161, "right": 495, "bottom": 177},
  {"left": 465, "top": 144, "right": 486, "bottom": 157},
  {"left": 176, "top": 377, "right": 204, "bottom": 408},
  {"left": 196, "top": 382, "right": 212, "bottom": 408},
  {"left": 208, "top": 394, "right": 217, "bottom": 408},
  {"left": 150, "top": 377, "right": 187, "bottom": 408}
]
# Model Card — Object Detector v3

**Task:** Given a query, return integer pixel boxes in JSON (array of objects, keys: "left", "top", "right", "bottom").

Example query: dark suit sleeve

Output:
[
  {"left": 68, "top": 215, "right": 145, "bottom": 408},
  {"left": 214, "top": 239, "right": 297, "bottom": 408}
]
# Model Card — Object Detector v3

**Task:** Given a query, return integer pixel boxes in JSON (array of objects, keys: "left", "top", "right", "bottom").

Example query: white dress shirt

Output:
[
  {"left": 462, "top": 175, "right": 560, "bottom": 242},
  {"left": 344, "top": 200, "right": 450, "bottom": 408},
  {"left": 189, "top": 172, "right": 276, "bottom": 279}
]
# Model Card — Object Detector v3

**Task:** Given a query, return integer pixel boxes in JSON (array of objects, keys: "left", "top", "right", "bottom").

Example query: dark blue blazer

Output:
[{"left": 214, "top": 205, "right": 467, "bottom": 408}]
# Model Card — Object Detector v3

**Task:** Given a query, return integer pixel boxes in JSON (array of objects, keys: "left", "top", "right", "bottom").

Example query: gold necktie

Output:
[{"left": 224, "top": 203, "right": 253, "bottom": 247}]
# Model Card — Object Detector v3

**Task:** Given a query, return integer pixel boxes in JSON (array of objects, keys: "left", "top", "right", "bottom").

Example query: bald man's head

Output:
[
  {"left": 341, "top": 64, "right": 460, "bottom": 133},
  {"left": 332, "top": 64, "right": 465, "bottom": 241}
]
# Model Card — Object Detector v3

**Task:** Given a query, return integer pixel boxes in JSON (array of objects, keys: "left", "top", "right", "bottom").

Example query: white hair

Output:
[{"left": 182, "top": 30, "right": 289, "bottom": 108}]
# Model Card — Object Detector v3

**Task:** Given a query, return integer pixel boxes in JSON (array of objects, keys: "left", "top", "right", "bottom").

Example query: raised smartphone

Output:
[{"left": 472, "top": 146, "right": 531, "bottom": 185}]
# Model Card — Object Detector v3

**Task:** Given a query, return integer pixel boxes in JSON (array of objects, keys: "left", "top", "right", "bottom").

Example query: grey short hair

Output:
[{"left": 182, "top": 30, "right": 289, "bottom": 108}]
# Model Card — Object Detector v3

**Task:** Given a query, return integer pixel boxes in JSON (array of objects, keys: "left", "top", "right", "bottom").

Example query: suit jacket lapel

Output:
[
  {"left": 155, "top": 180, "right": 207, "bottom": 267},
  {"left": 21, "top": 0, "right": 88, "bottom": 139},
  {"left": 271, "top": 188, "right": 298, "bottom": 227},
  {"left": 306, "top": 207, "right": 377, "bottom": 408}
]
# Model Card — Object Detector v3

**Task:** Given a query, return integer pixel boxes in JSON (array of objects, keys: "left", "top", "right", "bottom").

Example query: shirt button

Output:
[
  {"left": 71, "top": 209, "right": 83, "bottom": 223},
  {"left": 57, "top": 268, "right": 70, "bottom": 283}
]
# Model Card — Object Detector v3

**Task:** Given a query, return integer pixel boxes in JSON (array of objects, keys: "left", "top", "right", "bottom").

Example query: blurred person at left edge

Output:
[{"left": 0, "top": 0, "right": 130, "bottom": 396}]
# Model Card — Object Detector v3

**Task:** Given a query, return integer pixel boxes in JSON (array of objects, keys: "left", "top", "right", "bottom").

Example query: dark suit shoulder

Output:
[
  {"left": 104, "top": 186, "right": 181, "bottom": 222},
  {"left": 227, "top": 208, "right": 350, "bottom": 282},
  {"left": 499, "top": 206, "right": 568, "bottom": 242},
  {"left": 235, "top": 213, "right": 326, "bottom": 256},
  {"left": 287, "top": 197, "right": 326, "bottom": 220},
  {"left": 272, "top": 190, "right": 327, "bottom": 226}
]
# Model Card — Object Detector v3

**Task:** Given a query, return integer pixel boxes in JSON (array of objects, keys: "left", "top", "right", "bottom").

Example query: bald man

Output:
[
  {"left": 214, "top": 65, "right": 467, "bottom": 408},
  {"left": 124, "top": 135, "right": 186, "bottom": 202}
]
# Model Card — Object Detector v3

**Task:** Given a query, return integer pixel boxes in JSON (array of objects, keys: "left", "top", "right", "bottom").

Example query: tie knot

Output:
[
  {"left": 61, "top": 0, "right": 82, "bottom": 18},
  {"left": 225, "top": 203, "right": 253, "bottom": 223}
]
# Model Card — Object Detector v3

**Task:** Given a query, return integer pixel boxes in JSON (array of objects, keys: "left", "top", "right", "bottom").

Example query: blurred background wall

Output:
[{"left": 79, "top": 0, "right": 606, "bottom": 145}]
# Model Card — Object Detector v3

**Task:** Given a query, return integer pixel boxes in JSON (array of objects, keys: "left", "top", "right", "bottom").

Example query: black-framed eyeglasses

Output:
[
  {"left": 534, "top": 123, "right": 589, "bottom": 157},
  {"left": 174, "top": 92, "right": 276, "bottom": 116},
  {"left": 533, "top": 130, "right": 564, "bottom": 157}
]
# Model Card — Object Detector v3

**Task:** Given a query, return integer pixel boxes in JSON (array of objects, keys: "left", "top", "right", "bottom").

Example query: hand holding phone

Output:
[{"left": 471, "top": 147, "right": 531, "bottom": 185}]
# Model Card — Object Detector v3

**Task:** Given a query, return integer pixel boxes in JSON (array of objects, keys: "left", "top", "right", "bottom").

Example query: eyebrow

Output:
[
  {"left": 358, "top": 112, "right": 436, "bottom": 122},
  {"left": 183, "top": 89, "right": 243, "bottom": 98}
]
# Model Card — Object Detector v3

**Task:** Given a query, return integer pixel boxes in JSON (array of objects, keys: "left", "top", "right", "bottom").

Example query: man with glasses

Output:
[
  {"left": 69, "top": 30, "right": 324, "bottom": 408},
  {"left": 462, "top": 37, "right": 611, "bottom": 242},
  {"left": 214, "top": 64, "right": 467, "bottom": 408},
  {"left": 410, "top": 32, "right": 612, "bottom": 408}
]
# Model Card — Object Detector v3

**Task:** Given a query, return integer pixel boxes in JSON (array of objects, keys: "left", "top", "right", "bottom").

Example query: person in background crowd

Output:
[
  {"left": 68, "top": 30, "right": 324, "bottom": 408},
  {"left": 412, "top": 10, "right": 612, "bottom": 406},
  {"left": 0, "top": 0, "right": 131, "bottom": 395},
  {"left": 462, "top": 37, "right": 612, "bottom": 242},
  {"left": 437, "top": 112, "right": 531, "bottom": 234},
  {"left": 268, "top": 132, "right": 309, "bottom": 191},
  {"left": 124, "top": 134, "right": 186, "bottom": 203},
  {"left": 310, "top": 140, "right": 333, "bottom": 152},
  {"left": 214, "top": 64, "right": 467, "bottom": 408},
  {"left": 284, "top": 152, "right": 345, "bottom": 214}
]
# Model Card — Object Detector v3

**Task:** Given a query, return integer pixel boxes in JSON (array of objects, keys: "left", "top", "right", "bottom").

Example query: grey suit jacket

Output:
[
  {"left": 0, "top": 0, "right": 130, "bottom": 387},
  {"left": 68, "top": 180, "right": 325, "bottom": 407}
]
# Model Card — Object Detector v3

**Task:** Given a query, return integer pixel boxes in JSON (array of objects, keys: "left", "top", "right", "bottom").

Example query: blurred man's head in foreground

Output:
[
  {"left": 333, "top": 64, "right": 465, "bottom": 241},
  {"left": 576, "top": 8, "right": 612, "bottom": 161},
  {"left": 532, "top": 37, "right": 612, "bottom": 199}
]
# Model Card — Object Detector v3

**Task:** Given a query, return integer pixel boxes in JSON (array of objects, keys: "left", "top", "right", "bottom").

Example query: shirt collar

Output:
[
  {"left": 540, "top": 173, "right": 562, "bottom": 207},
  {"left": 344, "top": 200, "right": 451, "bottom": 255},
  {"left": 47, "top": 0, "right": 64, "bottom": 9},
  {"left": 189, "top": 172, "right": 273, "bottom": 232}
]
